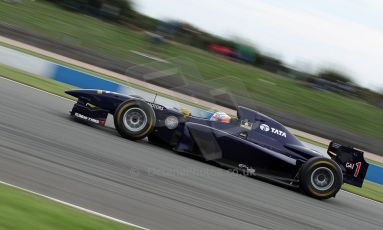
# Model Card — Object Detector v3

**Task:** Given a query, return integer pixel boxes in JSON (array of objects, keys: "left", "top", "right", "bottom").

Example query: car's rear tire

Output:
[
  {"left": 114, "top": 100, "right": 156, "bottom": 140},
  {"left": 299, "top": 157, "right": 343, "bottom": 199}
]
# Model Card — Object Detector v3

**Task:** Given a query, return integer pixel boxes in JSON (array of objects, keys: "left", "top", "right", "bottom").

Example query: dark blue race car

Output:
[{"left": 66, "top": 89, "right": 369, "bottom": 199}]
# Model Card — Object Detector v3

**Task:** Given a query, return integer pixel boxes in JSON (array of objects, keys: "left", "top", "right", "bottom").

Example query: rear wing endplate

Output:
[{"left": 327, "top": 141, "right": 369, "bottom": 187}]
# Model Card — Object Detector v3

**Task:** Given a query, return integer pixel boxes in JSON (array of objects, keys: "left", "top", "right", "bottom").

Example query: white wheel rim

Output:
[
  {"left": 122, "top": 108, "right": 147, "bottom": 132},
  {"left": 310, "top": 167, "right": 335, "bottom": 191}
]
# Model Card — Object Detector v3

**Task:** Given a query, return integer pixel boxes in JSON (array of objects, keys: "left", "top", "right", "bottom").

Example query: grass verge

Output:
[
  {"left": 0, "top": 183, "right": 141, "bottom": 230},
  {"left": 0, "top": 64, "right": 76, "bottom": 100},
  {"left": 342, "top": 181, "right": 383, "bottom": 203}
]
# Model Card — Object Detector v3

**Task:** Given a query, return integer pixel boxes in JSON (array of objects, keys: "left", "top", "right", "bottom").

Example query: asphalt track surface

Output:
[{"left": 0, "top": 77, "right": 382, "bottom": 230}]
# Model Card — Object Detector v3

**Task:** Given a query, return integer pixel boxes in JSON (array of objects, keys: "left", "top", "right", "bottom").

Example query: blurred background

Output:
[{"left": 0, "top": 0, "right": 382, "bottom": 154}]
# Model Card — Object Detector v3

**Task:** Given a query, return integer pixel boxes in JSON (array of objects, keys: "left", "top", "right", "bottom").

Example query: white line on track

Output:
[
  {"left": 342, "top": 190, "right": 382, "bottom": 205},
  {"left": 0, "top": 180, "right": 150, "bottom": 230}
]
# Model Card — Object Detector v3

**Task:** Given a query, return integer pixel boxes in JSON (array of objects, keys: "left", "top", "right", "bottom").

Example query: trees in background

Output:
[
  {"left": 318, "top": 69, "right": 353, "bottom": 84},
  {"left": 50, "top": 0, "right": 134, "bottom": 21},
  {"left": 305, "top": 69, "right": 382, "bottom": 107}
]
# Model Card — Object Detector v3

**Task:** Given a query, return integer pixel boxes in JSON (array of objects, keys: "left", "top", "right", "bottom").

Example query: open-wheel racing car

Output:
[{"left": 66, "top": 89, "right": 369, "bottom": 199}]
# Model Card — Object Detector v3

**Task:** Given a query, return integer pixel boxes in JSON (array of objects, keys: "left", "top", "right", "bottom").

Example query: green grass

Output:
[
  {"left": 0, "top": 64, "right": 76, "bottom": 100},
  {"left": 0, "top": 183, "right": 140, "bottom": 230},
  {"left": 1, "top": 0, "right": 383, "bottom": 141},
  {"left": 342, "top": 181, "right": 383, "bottom": 203}
]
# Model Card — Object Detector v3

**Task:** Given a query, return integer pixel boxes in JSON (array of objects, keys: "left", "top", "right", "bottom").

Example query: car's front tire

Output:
[
  {"left": 299, "top": 157, "right": 343, "bottom": 199},
  {"left": 114, "top": 100, "right": 156, "bottom": 140}
]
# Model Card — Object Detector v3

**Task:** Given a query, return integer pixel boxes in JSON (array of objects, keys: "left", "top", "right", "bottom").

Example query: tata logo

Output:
[
  {"left": 271, "top": 128, "right": 287, "bottom": 137},
  {"left": 259, "top": 124, "right": 286, "bottom": 138},
  {"left": 260, "top": 124, "right": 270, "bottom": 131}
]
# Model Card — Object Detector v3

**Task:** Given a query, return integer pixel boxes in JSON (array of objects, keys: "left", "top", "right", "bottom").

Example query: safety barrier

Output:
[
  {"left": 1, "top": 45, "right": 382, "bottom": 186},
  {"left": 366, "top": 164, "right": 383, "bottom": 185}
]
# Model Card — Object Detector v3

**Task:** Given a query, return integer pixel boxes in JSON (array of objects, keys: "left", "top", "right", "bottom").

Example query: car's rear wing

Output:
[{"left": 327, "top": 141, "right": 369, "bottom": 187}]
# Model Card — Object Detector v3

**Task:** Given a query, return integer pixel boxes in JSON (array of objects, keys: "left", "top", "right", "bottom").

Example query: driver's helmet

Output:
[
  {"left": 209, "top": 111, "right": 231, "bottom": 123},
  {"left": 180, "top": 108, "right": 191, "bottom": 117}
]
